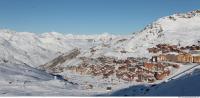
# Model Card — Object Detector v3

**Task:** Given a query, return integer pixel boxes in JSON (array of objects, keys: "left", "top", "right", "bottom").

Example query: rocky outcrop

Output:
[{"left": 39, "top": 48, "right": 80, "bottom": 73}]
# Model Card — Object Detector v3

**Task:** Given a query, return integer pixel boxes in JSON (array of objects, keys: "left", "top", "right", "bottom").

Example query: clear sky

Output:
[{"left": 0, "top": 0, "right": 200, "bottom": 34}]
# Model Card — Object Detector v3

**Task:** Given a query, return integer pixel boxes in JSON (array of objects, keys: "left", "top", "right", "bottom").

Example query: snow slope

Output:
[
  {"left": 145, "top": 68, "right": 200, "bottom": 96},
  {"left": 99, "top": 68, "right": 200, "bottom": 96}
]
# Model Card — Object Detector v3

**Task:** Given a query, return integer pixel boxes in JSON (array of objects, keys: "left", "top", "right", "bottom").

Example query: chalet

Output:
[
  {"left": 103, "top": 73, "right": 109, "bottom": 79},
  {"left": 191, "top": 46, "right": 197, "bottom": 50},
  {"left": 90, "top": 48, "right": 96, "bottom": 53},
  {"left": 154, "top": 70, "right": 170, "bottom": 80},
  {"left": 136, "top": 66, "right": 145, "bottom": 72},
  {"left": 136, "top": 73, "right": 154, "bottom": 82},
  {"left": 162, "top": 48, "right": 170, "bottom": 53},
  {"left": 157, "top": 54, "right": 167, "bottom": 61},
  {"left": 128, "top": 67, "right": 136, "bottom": 72},
  {"left": 193, "top": 55, "right": 200, "bottom": 63},
  {"left": 161, "top": 54, "right": 174, "bottom": 62},
  {"left": 175, "top": 49, "right": 183, "bottom": 53},
  {"left": 190, "top": 45, "right": 200, "bottom": 50},
  {"left": 144, "top": 62, "right": 155, "bottom": 70},
  {"left": 125, "top": 59, "right": 132, "bottom": 65},
  {"left": 114, "top": 59, "right": 125, "bottom": 64},
  {"left": 164, "top": 70, "right": 170, "bottom": 76},
  {"left": 149, "top": 44, "right": 186, "bottom": 54},
  {"left": 147, "top": 77, "right": 155, "bottom": 83},
  {"left": 116, "top": 72, "right": 123, "bottom": 79},
  {"left": 156, "top": 44, "right": 168, "bottom": 49},
  {"left": 147, "top": 47, "right": 154, "bottom": 53},
  {"left": 154, "top": 72, "right": 162, "bottom": 80},
  {"left": 141, "top": 68, "right": 155, "bottom": 74},
  {"left": 148, "top": 47, "right": 160, "bottom": 53},
  {"left": 186, "top": 46, "right": 191, "bottom": 49},
  {"left": 136, "top": 74, "right": 144, "bottom": 82},
  {"left": 121, "top": 73, "right": 134, "bottom": 81},
  {"left": 105, "top": 70, "right": 114, "bottom": 76},
  {"left": 144, "top": 75, "right": 155, "bottom": 83},
  {"left": 184, "top": 45, "right": 200, "bottom": 51},
  {"left": 118, "top": 65, "right": 128, "bottom": 71},
  {"left": 116, "top": 71, "right": 135, "bottom": 81},
  {"left": 127, "top": 57, "right": 138, "bottom": 63},
  {"left": 170, "top": 45, "right": 181, "bottom": 52},
  {"left": 170, "top": 45, "right": 178, "bottom": 49},
  {"left": 92, "top": 70, "right": 102, "bottom": 76},
  {"left": 156, "top": 63, "right": 165, "bottom": 71}
]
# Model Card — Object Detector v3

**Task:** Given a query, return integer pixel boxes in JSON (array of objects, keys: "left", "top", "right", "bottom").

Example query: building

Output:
[
  {"left": 165, "top": 54, "right": 177, "bottom": 62},
  {"left": 193, "top": 55, "right": 200, "bottom": 63},
  {"left": 176, "top": 53, "right": 193, "bottom": 63},
  {"left": 154, "top": 70, "right": 170, "bottom": 80},
  {"left": 143, "top": 62, "right": 166, "bottom": 72},
  {"left": 148, "top": 47, "right": 160, "bottom": 53},
  {"left": 157, "top": 54, "right": 177, "bottom": 62},
  {"left": 144, "top": 62, "right": 155, "bottom": 70},
  {"left": 155, "top": 63, "right": 165, "bottom": 71},
  {"left": 157, "top": 54, "right": 167, "bottom": 61},
  {"left": 151, "top": 56, "right": 158, "bottom": 62},
  {"left": 157, "top": 53, "right": 193, "bottom": 63},
  {"left": 154, "top": 72, "right": 165, "bottom": 80},
  {"left": 136, "top": 74, "right": 145, "bottom": 82}
]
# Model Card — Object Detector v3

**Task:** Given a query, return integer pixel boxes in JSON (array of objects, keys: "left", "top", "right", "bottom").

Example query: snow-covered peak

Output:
[
  {"left": 41, "top": 32, "right": 64, "bottom": 38},
  {"left": 122, "top": 10, "right": 200, "bottom": 57}
]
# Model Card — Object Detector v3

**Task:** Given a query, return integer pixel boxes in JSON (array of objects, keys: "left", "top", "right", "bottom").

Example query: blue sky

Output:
[{"left": 0, "top": 0, "right": 200, "bottom": 34}]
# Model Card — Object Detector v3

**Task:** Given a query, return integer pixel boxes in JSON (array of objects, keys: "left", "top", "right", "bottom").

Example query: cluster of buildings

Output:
[
  {"left": 148, "top": 44, "right": 181, "bottom": 53},
  {"left": 152, "top": 53, "right": 200, "bottom": 63},
  {"left": 66, "top": 55, "right": 180, "bottom": 83},
  {"left": 148, "top": 44, "right": 200, "bottom": 63},
  {"left": 148, "top": 44, "right": 200, "bottom": 54},
  {"left": 65, "top": 44, "right": 200, "bottom": 83}
]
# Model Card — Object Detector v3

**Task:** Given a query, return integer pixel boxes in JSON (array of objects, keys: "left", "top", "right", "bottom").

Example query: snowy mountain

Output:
[
  {"left": 122, "top": 10, "right": 200, "bottom": 57},
  {"left": 0, "top": 29, "right": 119, "bottom": 67},
  {"left": 0, "top": 10, "right": 200, "bottom": 96}
]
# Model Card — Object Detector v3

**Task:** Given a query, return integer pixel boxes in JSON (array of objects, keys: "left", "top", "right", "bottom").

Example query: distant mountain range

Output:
[{"left": 0, "top": 10, "right": 200, "bottom": 96}]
